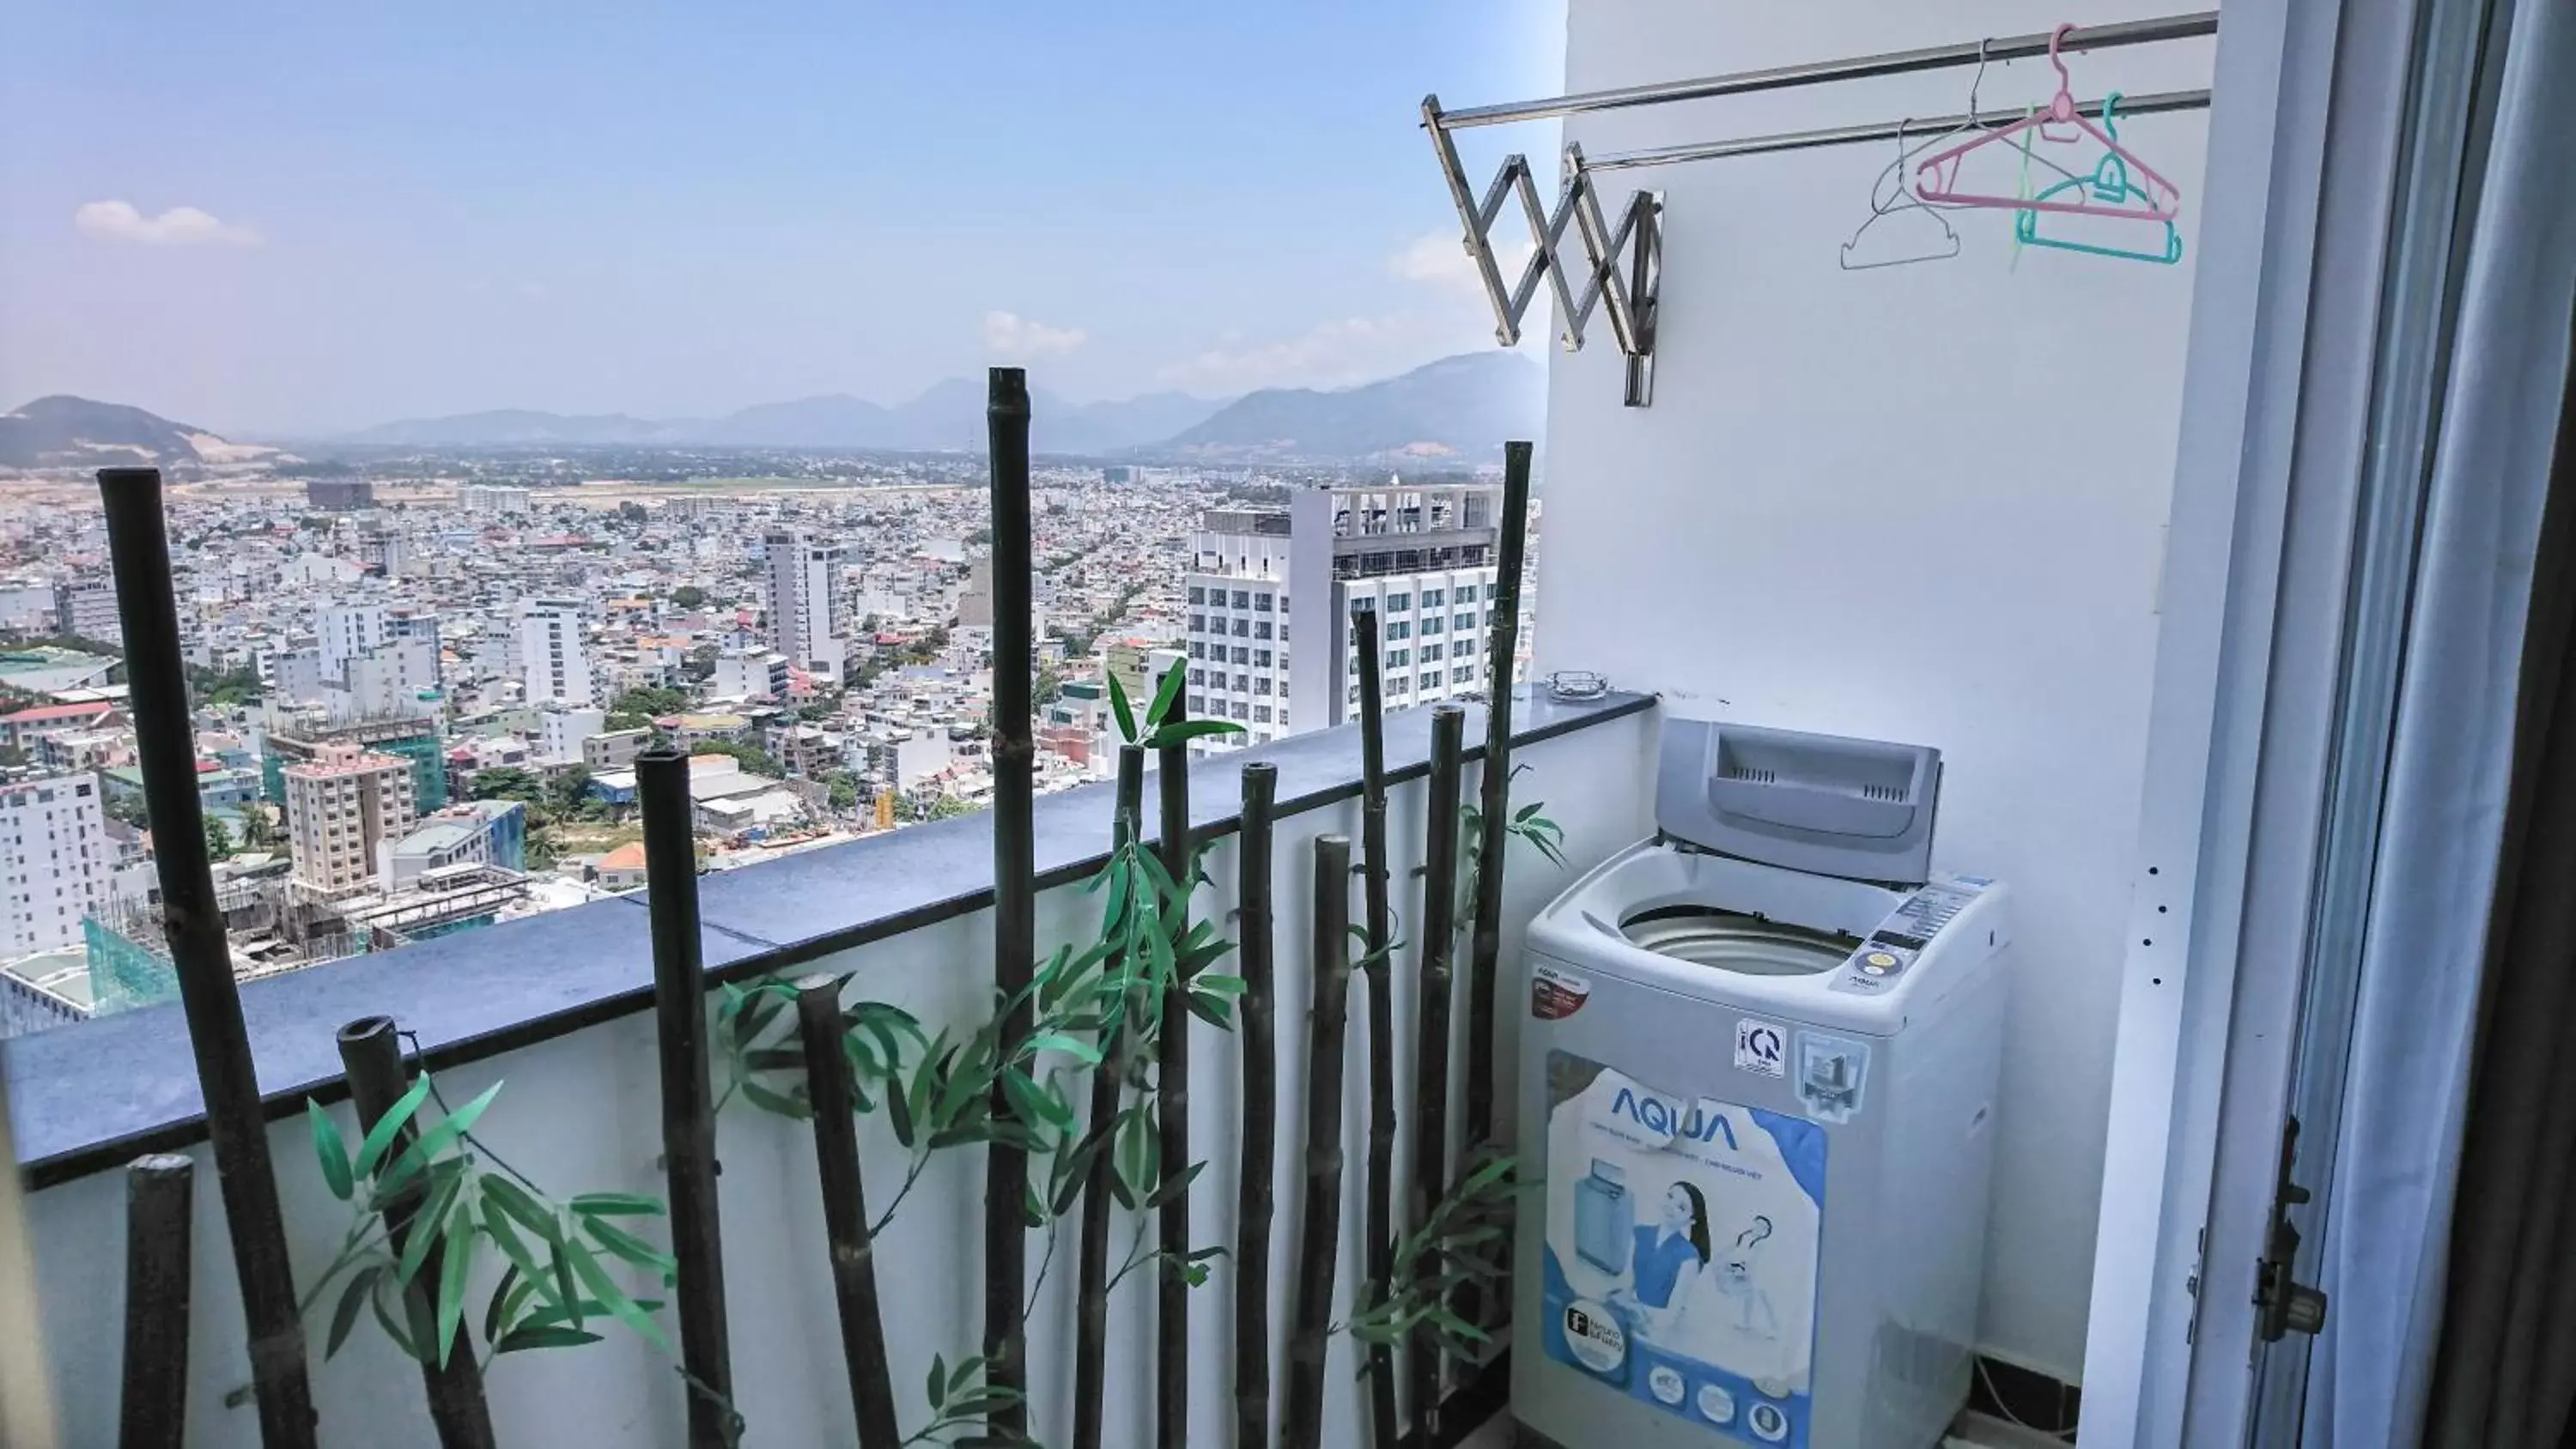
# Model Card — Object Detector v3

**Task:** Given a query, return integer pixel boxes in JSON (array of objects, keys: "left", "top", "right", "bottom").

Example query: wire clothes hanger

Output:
[
  {"left": 1840, "top": 40, "right": 2091, "bottom": 270},
  {"left": 1911, "top": 23, "right": 2184, "bottom": 219}
]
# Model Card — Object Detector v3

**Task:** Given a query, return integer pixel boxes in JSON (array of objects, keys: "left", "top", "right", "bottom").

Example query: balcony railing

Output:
[{"left": 3, "top": 409, "right": 1629, "bottom": 1449}]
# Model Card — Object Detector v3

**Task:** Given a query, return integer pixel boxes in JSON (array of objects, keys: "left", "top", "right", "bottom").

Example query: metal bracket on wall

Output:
[{"left": 1420, "top": 101, "right": 1663, "bottom": 408}]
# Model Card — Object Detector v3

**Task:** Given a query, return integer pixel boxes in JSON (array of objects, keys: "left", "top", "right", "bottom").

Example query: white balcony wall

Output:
[
  {"left": 21, "top": 708, "right": 1654, "bottom": 1447},
  {"left": 1534, "top": 0, "right": 2215, "bottom": 1380}
]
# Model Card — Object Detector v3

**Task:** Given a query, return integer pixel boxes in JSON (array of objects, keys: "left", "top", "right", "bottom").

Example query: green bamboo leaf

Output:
[
  {"left": 484, "top": 1263, "right": 526, "bottom": 1346},
  {"left": 740, "top": 1079, "right": 812, "bottom": 1120},
  {"left": 568, "top": 1192, "right": 666, "bottom": 1218},
  {"left": 309, "top": 1101, "right": 354, "bottom": 1203},
  {"left": 380, "top": 1080, "right": 506, "bottom": 1197},
  {"left": 1143, "top": 717, "right": 1246, "bottom": 749},
  {"left": 1192, "top": 973, "right": 1247, "bottom": 997},
  {"left": 565, "top": 1239, "right": 670, "bottom": 1352},
  {"left": 396, "top": 1168, "right": 467, "bottom": 1287},
  {"left": 353, "top": 1075, "right": 433, "bottom": 1180},
  {"left": 584, "top": 1216, "right": 677, "bottom": 1276},
  {"left": 1108, "top": 672, "right": 1138, "bottom": 743},
  {"left": 1145, "top": 1160, "right": 1206, "bottom": 1211},
  {"left": 1024, "top": 1032, "right": 1102, "bottom": 1065},
  {"left": 480, "top": 1173, "right": 562, "bottom": 1245},
  {"left": 886, "top": 1069, "right": 917, "bottom": 1147},
  {"left": 436, "top": 1192, "right": 477, "bottom": 1366},
  {"left": 495, "top": 1325, "right": 605, "bottom": 1354},
  {"left": 550, "top": 1240, "right": 581, "bottom": 1330},
  {"left": 1185, "top": 990, "right": 1232, "bottom": 1028},
  {"left": 927, "top": 1353, "right": 948, "bottom": 1410},
  {"left": 325, "top": 1265, "right": 380, "bottom": 1361},
  {"left": 1145, "top": 663, "right": 1184, "bottom": 730},
  {"left": 370, "top": 1272, "right": 423, "bottom": 1362}
]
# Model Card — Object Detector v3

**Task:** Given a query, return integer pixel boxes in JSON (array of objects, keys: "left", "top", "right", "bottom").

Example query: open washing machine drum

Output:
[{"left": 1618, "top": 906, "right": 1854, "bottom": 976}]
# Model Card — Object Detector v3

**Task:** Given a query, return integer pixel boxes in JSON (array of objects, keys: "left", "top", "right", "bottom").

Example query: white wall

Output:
[
  {"left": 23, "top": 711, "right": 1655, "bottom": 1447},
  {"left": 1537, "top": 0, "right": 2215, "bottom": 1379}
]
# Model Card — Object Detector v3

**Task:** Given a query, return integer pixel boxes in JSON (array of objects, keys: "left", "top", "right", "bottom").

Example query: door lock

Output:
[{"left": 2255, "top": 1115, "right": 2329, "bottom": 1341}]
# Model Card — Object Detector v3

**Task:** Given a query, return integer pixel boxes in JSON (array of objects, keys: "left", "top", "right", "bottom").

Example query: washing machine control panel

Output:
[{"left": 1831, "top": 875, "right": 1991, "bottom": 996}]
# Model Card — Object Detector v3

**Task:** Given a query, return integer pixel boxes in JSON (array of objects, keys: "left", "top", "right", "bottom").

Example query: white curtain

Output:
[{"left": 2299, "top": 0, "right": 2576, "bottom": 1440}]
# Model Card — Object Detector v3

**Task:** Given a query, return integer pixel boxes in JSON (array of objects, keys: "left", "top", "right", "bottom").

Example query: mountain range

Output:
[
  {"left": 0, "top": 396, "right": 283, "bottom": 472},
  {"left": 332, "top": 353, "right": 1543, "bottom": 460},
  {"left": 2, "top": 351, "right": 1547, "bottom": 471}
]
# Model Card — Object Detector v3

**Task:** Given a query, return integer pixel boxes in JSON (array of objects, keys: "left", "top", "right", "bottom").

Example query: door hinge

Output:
[{"left": 2255, "top": 1115, "right": 2330, "bottom": 1341}]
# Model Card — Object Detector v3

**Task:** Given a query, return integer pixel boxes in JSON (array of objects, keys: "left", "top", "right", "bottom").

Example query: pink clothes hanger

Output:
[{"left": 1911, "top": 23, "right": 2183, "bottom": 221}]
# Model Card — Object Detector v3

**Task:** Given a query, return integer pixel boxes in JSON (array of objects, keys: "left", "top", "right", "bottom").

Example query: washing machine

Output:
[{"left": 1512, "top": 719, "right": 2011, "bottom": 1449}]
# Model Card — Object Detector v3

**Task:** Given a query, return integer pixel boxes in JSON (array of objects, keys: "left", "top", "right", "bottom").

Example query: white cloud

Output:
[
  {"left": 981, "top": 311, "right": 1086, "bottom": 361},
  {"left": 73, "top": 200, "right": 261, "bottom": 246},
  {"left": 1157, "top": 313, "right": 1458, "bottom": 395},
  {"left": 1388, "top": 230, "right": 1534, "bottom": 296}
]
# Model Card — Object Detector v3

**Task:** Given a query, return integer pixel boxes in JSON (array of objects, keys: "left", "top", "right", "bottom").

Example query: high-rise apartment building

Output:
[
  {"left": 283, "top": 743, "right": 417, "bottom": 896},
  {"left": 519, "top": 597, "right": 592, "bottom": 706},
  {"left": 459, "top": 483, "right": 533, "bottom": 515},
  {"left": 318, "top": 603, "right": 388, "bottom": 677},
  {"left": 1182, "top": 481, "right": 1502, "bottom": 750},
  {"left": 52, "top": 579, "right": 119, "bottom": 647},
  {"left": 764, "top": 528, "right": 847, "bottom": 679},
  {"left": 0, "top": 772, "right": 110, "bottom": 957}
]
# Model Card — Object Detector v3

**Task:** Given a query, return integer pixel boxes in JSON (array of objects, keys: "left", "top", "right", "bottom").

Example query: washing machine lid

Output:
[{"left": 1656, "top": 719, "right": 1941, "bottom": 888}]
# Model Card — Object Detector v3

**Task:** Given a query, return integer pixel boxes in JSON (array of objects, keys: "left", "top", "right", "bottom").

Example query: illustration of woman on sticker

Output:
[
  {"left": 1713, "top": 1215, "right": 1781, "bottom": 1341},
  {"left": 1605, "top": 1181, "right": 1710, "bottom": 1343}
]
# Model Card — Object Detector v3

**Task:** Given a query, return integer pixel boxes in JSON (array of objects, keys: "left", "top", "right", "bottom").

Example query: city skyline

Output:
[{"left": 1, "top": 1, "right": 1561, "bottom": 437}]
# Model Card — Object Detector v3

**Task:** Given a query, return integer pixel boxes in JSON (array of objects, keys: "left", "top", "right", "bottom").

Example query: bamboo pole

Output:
[
  {"left": 118, "top": 1155, "right": 194, "bottom": 1449},
  {"left": 98, "top": 466, "right": 317, "bottom": 1449},
  {"left": 1463, "top": 445, "right": 1535, "bottom": 1338},
  {"left": 1281, "top": 835, "right": 1353, "bottom": 1449},
  {"left": 1462, "top": 441, "right": 1533, "bottom": 1161},
  {"left": 335, "top": 1018, "right": 495, "bottom": 1449},
  {"left": 638, "top": 749, "right": 733, "bottom": 1447},
  {"left": 793, "top": 976, "right": 901, "bottom": 1449},
  {"left": 1072, "top": 743, "right": 1145, "bottom": 1449},
  {"left": 1154, "top": 700, "right": 1194, "bottom": 1449},
  {"left": 1231, "top": 762, "right": 1280, "bottom": 1449},
  {"left": 983, "top": 367, "right": 1037, "bottom": 1442},
  {"left": 1410, "top": 706, "right": 1467, "bottom": 1437},
  {"left": 1349, "top": 603, "right": 1399, "bottom": 1447},
  {"left": 1461, "top": 441, "right": 1534, "bottom": 1333}
]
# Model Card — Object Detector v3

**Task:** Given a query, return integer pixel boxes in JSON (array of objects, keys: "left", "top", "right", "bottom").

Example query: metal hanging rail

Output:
[{"left": 1419, "top": 10, "right": 2219, "bottom": 408}]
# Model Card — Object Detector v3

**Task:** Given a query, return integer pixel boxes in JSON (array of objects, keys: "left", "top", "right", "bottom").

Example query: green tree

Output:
[
  {"left": 689, "top": 740, "right": 783, "bottom": 779},
  {"left": 470, "top": 767, "right": 545, "bottom": 804},
  {"left": 671, "top": 585, "right": 707, "bottom": 609},
  {"left": 204, "top": 816, "right": 235, "bottom": 861},
  {"left": 239, "top": 809, "right": 279, "bottom": 852},
  {"left": 613, "top": 684, "right": 690, "bottom": 718},
  {"left": 547, "top": 765, "right": 593, "bottom": 815},
  {"left": 823, "top": 769, "right": 860, "bottom": 811}
]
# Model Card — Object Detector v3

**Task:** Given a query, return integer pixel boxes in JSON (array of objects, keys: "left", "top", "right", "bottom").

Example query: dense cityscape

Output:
[{"left": 0, "top": 449, "right": 1533, "bottom": 1040}]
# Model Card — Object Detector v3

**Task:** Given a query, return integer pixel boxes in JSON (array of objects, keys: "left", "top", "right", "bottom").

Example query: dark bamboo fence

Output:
[
  {"left": 1154, "top": 700, "right": 1194, "bottom": 1449},
  {"left": 1410, "top": 705, "right": 1467, "bottom": 1436},
  {"left": 981, "top": 365, "right": 1038, "bottom": 1442},
  {"left": 794, "top": 976, "right": 902, "bottom": 1449},
  {"left": 1230, "top": 762, "right": 1280, "bottom": 1449},
  {"left": 638, "top": 749, "right": 733, "bottom": 1446},
  {"left": 1281, "top": 835, "right": 1353, "bottom": 1449},
  {"left": 99, "top": 466, "right": 317, "bottom": 1449},
  {"left": 1350, "top": 603, "right": 1399, "bottom": 1447},
  {"left": 336, "top": 1017, "right": 495, "bottom": 1449},
  {"left": 1461, "top": 440, "right": 1534, "bottom": 1161},
  {"left": 1072, "top": 743, "right": 1145, "bottom": 1449},
  {"left": 118, "top": 1154, "right": 194, "bottom": 1449}
]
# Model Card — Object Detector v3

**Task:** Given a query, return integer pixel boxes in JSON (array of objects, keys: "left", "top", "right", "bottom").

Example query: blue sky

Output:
[{"left": 0, "top": 1, "right": 1561, "bottom": 436}]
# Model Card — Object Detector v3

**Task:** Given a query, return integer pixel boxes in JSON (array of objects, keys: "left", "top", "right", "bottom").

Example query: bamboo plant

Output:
[
  {"left": 1231, "top": 761, "right": 1280, "bottom": 1449},
  {"left": 1281, "top": 834, "right": 1353, "bottom": 1449},
  {"left": 1350, "top": 602, "right": 1400, "bottom": 1448}
]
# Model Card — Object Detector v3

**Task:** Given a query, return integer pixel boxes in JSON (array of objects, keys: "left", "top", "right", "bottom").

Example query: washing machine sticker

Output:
[
  {"left": 1540, "top": 1051, "right": 1825, "bottom": 1446},
  {"left": 1792, "top": 1032, "right": 1870, "bottom": 1125},
  {"left": 1531, "top": 962, "right": 1593, "bottom": 1021}
]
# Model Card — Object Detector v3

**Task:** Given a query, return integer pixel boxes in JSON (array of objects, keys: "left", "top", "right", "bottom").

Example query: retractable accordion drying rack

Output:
[{"left": 1419, "top": 10, "right": 2218, "bottom": 407}]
